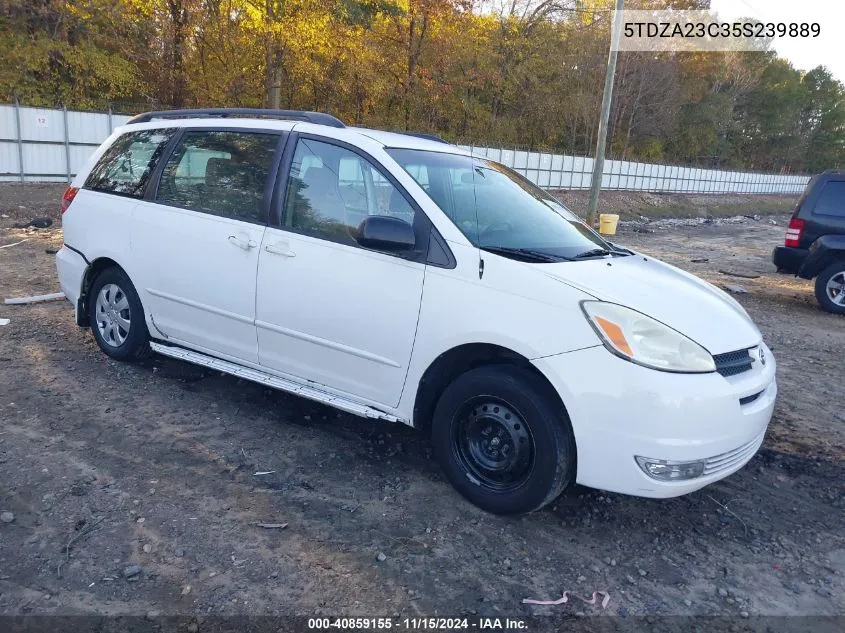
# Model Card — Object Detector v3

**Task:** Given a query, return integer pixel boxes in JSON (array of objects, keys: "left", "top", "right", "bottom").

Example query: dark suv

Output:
[{"left": 773, "top": 171, "right": 845, "bottom": 314}]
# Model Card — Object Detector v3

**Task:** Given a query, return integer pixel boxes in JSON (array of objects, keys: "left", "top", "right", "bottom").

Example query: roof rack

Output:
[
  {"left": 126, "top": 108, "right": 345, "bottom": 128},
  {"left": 399, "top": 131, "right": 449, "bottom": 144}
]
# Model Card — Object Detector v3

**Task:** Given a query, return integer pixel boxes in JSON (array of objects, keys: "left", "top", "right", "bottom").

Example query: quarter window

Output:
[
  {"left": 85, "top": 129, "right": 175, "bottom": 198},
  {"left": 283, "top": 139, "right": 416, "bottom": 245},
  {"left": 156, "top": 130, "right": 280, "bottom": 223},
  {"left": 815, "top": 181, "right": 845, "bottom": 217}
]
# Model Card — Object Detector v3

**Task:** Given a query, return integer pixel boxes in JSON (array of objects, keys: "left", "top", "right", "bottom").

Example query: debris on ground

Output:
[
  {"left": 30, "top": 217, "right": 53, "bottom": 229},
  {"left": 376, "top": 552, "right": 387, "bottom": 562},
  {"left": 4, "top": 292, "right": 65, "bottom": 305},
  {"left": 256, "top": 523, "right": 288, "bottom": 529},
  {"left": 0, "top": 239, "right": 29, "bottom": 249},
  {"left": 0, "top": 511, "right": 15, "bottom": 523},
  {"left": 122, "top": 564, "right": 143, "bottom": 579},
  {"left": 691, "top": 258, "right": 709, "bottom": 263},
  {"left": 724, "top": 284, "right": 748, "bottom": 294},
  {"left": 45, "top": 248, "right": 58, "bottom": 254},
  {"left": 719, "top": 269, "right": 761, "bottom": 279},
  {"left": 0, "top": 318, "right": 9, "bottom": 326},
  {"left": 522, "top": 591, "right": 610, "bottom": 609},
  {"left": 253, "top": 470, "right": 275, "bottom": 476}
]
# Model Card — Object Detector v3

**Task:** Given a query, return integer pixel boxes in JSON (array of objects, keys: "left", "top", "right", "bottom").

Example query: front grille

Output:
[
  {"left": 703, "top": 431, "right": 766, "bottom": 476},
  {"left": 714, "top": 348, "right": 754, "bottom": 377}
]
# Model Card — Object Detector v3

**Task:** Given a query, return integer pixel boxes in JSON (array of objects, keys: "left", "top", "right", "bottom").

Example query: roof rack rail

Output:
[
  {"left": 399, "top": 131, "right": 449, "bottom": 144},
  {"left": 126, "top": 108, "right": 345, "bottom": 128}
]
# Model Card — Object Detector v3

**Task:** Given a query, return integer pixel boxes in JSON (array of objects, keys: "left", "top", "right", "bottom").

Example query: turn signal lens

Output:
[{"left": 593, "top": 315, "right": 633, "bottom": 357}]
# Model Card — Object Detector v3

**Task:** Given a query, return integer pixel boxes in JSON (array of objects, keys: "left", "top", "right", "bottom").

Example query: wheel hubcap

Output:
[
  {"left": 454, "top": 398, "right": 534, "bottom": 492},
  {"left": 826, "top": 272, "right": 845, "bottom": 306},
  {"left": 95, "top": 283, "right": 131, "bottom": 347}
]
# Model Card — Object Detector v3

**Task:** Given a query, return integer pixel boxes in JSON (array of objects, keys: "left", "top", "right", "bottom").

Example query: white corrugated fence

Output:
[{"left": 0, "top": 103, "right": 809, "bottom": 194}]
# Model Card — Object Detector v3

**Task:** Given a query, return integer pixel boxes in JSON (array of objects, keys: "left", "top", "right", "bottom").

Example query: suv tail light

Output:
[
  {"left": 61, "top": 186, "right": 78, "bottom": 214},
  {"left": 784, "top": 217, "right": 804, "bottom": 247}
]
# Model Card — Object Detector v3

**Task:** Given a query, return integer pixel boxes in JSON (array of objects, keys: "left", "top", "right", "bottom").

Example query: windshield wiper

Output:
[
  {"left": 572, "top": 248, "right": 613, "bottom": 259},
  {"left": 481, "top": 246, "right": 571, "bottom": 263}
]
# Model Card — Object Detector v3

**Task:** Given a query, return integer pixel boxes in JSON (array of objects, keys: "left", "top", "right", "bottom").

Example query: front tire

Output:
[
  {"left": 431, "top": 365, "right": 576, "bottom": 515},
  {"left": 88, "top": 267, "right": 151, "bottom": 361},
  {"left": 814, "top": 261, "right": 845, "bottom": 315}
]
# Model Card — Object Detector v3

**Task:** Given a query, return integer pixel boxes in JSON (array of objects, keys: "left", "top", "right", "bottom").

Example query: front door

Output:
[
  {"left": 132, "top": 129, "right": 283, "bottom": 363},
  {"left": 255, "top": 136, "right": 427, "bottom": 406}
]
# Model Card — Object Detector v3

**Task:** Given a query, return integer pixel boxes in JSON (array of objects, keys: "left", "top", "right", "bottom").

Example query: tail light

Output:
[
  {"left": 61, "top": 186, "right": 78, "bottom": 214},
  {"left": 784, "top": 218, "right": 804, "bottom": 247}
]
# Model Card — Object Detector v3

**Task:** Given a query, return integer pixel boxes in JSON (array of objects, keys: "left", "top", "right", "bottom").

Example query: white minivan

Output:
[{"left": 56, "top": 109, "right": 777, "bottom": 514}]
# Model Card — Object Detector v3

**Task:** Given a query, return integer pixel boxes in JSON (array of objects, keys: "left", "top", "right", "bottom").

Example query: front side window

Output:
[
  {"left": 386, "top": 149, "right": 617, "bottom": 262},
  {"left": 815, "top": 181, "right": 845, "bottom": 217},
  {"left": 85, "top": 129, "right": 175, "bottom": 198},
  {"left": 283, "top": 138, "right": 416, "bottom": 245},
  {"left": 156, "top": 130, "right": 280, "bottom": 223}
]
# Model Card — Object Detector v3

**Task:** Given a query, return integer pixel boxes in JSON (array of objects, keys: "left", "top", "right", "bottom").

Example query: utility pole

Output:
[{"left": 586, "top": 0, "right": 624, "bottom": 226}]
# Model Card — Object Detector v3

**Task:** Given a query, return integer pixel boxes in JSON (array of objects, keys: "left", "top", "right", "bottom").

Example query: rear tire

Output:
[
  {"left": 88, "top": 267, "right": 151, "bottom": 361},
  {"left": 431, "top": 364, "right": 576, "bottom": 515},
  {"left": 814, "top": 261, "right": 845, "bottom": 315}
]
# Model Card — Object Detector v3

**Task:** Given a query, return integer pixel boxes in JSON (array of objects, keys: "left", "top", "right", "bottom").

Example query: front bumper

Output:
[{"left": 533, "top": 343, "right": 776, "bottom": 498}]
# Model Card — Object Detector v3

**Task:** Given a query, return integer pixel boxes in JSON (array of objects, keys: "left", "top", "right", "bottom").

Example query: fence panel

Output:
[
  {"left": 0, "top": 103, "right": 131, "bottom": 183},
  {"left": 1, "top": 104, "right": 811, "bottom": 193}
]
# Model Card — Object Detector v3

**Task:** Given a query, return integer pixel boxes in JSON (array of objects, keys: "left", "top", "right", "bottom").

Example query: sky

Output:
[{"left": 710, "top": 0, "right": 845, "bottom": 82}]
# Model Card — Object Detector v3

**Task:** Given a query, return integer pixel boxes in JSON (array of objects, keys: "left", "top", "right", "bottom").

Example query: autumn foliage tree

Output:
[{"left": 2, "top": 0, "right": 844, "bottom": 172}]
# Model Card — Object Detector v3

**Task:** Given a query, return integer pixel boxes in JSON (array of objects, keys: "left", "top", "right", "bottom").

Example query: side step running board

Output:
[{"left": 150, "top": 342, "right": 403, "bottom": 423}]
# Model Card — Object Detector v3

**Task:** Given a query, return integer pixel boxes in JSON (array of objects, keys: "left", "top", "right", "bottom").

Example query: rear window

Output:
[
  {"left": 85, "top": 129, "right": 175, "bottom": 198},
  {"left": 814, "top": 181, "right": 845, "bottom": 217}
]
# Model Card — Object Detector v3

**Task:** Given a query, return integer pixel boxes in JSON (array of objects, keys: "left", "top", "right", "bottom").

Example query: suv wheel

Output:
[
  {"left": 431, "top": 365, "right": 576, "bottom": 515},
  {"left": 815, "top": 262, "right": 845, "bottom": 315},
  {"left": 88, "top": 267, "right": 151, "bottom": 361}
]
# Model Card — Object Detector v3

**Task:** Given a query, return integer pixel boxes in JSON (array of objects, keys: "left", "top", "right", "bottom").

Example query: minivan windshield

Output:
[{"left": 386, "top": 148, "right": 621, "bottom": 262}]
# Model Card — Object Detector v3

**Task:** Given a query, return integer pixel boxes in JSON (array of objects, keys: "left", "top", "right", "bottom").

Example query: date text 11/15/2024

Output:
[{"left": 307, "top": 617, "right": 528, "bottom": 630}]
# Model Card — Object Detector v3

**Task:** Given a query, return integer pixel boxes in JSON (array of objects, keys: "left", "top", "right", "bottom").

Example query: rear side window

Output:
[
  {"left": 156, "top": 130, "right": 280, "bottom": 223},
  {"left": 814, "top": 181, "right": 845, "bottom": 217},
  {"left": 85, "top": 129, "right": 175, "bottom": 198}
]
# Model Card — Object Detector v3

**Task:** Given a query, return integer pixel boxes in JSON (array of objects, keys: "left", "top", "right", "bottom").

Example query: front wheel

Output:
[
  {"left": 88, "top": 267, "right": 151, "bottom": 361},
  {"left": 431, "top": 365, "right": 576, "bottom": 515},
  {"left": 814, "top": 261, "right": 845, "bottom": 315}
]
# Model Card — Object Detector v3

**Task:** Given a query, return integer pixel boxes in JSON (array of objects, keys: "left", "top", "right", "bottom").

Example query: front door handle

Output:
[
  {"left": 228, "top": 234, "right": 257, "bottom": 250},
  {"left": 264, "top": 242, "right": 296, "bottom": 257}
]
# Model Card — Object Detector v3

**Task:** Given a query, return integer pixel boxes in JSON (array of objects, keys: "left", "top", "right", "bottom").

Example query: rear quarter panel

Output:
[{"left": 62, "top": 190, "right": 138, "bottom": 280}]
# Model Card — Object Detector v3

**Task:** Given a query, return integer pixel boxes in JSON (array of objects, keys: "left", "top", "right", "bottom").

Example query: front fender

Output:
[{"left": 799, "top": 234, "right": 845, "bottom": 279}]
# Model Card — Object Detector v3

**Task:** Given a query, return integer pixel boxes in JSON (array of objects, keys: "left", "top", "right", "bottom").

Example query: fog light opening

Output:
[{"left": 635, "top": 456, "right": 706, "bottom": 481}]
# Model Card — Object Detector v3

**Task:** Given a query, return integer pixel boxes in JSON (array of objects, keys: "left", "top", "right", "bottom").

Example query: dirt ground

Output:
[
  {"left": 551, "top": 190, "right": 796, "bottom": 221},
  {"left": 0, "top": 185, "right": 843, "bottom": 627}
]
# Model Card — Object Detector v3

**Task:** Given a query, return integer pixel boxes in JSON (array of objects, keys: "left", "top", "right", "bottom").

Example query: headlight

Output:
[{"left": 581, "top": 301, "right": 716, "bottom": 373}]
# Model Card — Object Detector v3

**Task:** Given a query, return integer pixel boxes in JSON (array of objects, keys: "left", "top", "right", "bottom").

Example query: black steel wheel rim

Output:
[{"left": 453, "top": 397, "right": 534, "bottom": 492}]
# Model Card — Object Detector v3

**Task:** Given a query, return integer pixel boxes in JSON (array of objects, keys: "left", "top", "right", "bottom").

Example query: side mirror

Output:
[{"left": 356, "top": 215, "right": 415, "bottom": 251}]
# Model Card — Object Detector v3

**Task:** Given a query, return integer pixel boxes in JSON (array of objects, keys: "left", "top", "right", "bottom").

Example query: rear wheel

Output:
[
  {"left": 431, "top": 365, "right": 575, "bottom": 515},
  {"left": 815, "top": 261, "right": 845, "bottom": 315},
  {"left": 88, "top": 267, "right": 151, "bottom": 361}
]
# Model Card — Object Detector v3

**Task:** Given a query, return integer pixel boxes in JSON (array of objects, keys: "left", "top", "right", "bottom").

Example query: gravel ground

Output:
[{"left": 0, "top": 185, "right": 843, "bottom": 629}]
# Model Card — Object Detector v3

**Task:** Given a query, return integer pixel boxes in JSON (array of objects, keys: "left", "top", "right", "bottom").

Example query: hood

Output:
[{"left": 540, "top": 254, "right": 762, "bottom": 354}]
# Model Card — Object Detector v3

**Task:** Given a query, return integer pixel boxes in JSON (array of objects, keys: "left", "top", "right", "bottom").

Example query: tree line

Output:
[{"left": 2, "top": 0, "right": 844, "bottom": 174}]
